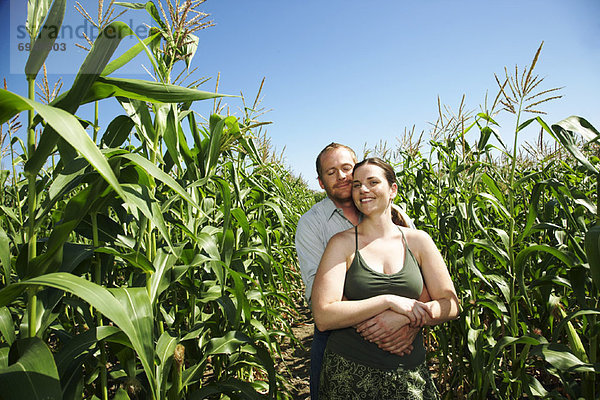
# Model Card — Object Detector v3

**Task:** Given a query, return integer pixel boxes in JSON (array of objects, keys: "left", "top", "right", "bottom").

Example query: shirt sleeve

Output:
[{"left": 295, "top": 213, "right": 326, "bottom": 303}]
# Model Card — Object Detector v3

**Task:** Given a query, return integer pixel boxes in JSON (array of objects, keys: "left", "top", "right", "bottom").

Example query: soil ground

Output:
[{"left": 276, "top": 304, "right": 313, "bottom": 400}]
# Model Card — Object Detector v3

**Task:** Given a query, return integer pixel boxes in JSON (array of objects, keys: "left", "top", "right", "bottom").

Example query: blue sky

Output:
[{"left": 2, "top": 0, "right": 599, "bottom": 190}]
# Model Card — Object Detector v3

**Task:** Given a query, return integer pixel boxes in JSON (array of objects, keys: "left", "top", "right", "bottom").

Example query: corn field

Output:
[
  {"left": 0, "top": 1, "right": 599, "bottom": 399},
  {"left": 0, "top": 1, "right": 314, "bottom": 399},
  {"left": 381, "top": 45, "right": 600, "bottom": 399}
]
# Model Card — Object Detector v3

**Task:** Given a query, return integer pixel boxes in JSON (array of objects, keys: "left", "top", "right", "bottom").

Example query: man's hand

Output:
[
  {"left": 355, "top": 310, "right": 419, "bottom": 356},
  {"left": 373, "top": 324, "right": 420, "bottom": 355}
]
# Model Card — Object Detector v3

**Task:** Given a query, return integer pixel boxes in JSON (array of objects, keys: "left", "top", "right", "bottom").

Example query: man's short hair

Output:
[{"left": 315, "top": 143, "right": 357, "bottom": 178}]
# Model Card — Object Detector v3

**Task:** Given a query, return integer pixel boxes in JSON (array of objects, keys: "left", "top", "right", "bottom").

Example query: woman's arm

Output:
[
  {"left": 407, "top": 229, "right": 460, "bottom": 326},
  {"left": 355, "top": 281, "right": 432, "bottom": 354},
  {"left": 311, "top": 232, "right": 431, "bottom": 331}
]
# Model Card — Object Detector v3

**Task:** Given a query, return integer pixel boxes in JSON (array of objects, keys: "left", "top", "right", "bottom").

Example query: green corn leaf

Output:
[
  {"left": 214, "top": 177, "right": 232, "bottom": 241},
  {"left": 476, "top": 112, "right": 500, "bottom": 126},
  {"left": 585, "top": 224, "right": 600, "bottom": 293},
  {"left": 155, "top": 331, "right": 178, "bottom": 396},
  {"left": 543, "top": 118, "right": 599, "bottom": 174},
  {"left": 0, "top": 273, "right": 157, "bottom": 397},
  {"left": 516, "top": 116, "right": 537, "bottom": 133},
  {"left": 55, "top": 325, "right": 121, "bottom": 374},
  {"left": 76, "top": 213, "right": 126, "bottom": 243},
  {"left": 115, "top": 2, "right": 167, "bottom": 30},
  {"left": 182, "top": 33, "right": 199, "bottom": 69},
  {"left": 466, "top": 327, "right": 482, "bottom": 366},
  {"left": 246, "top": 344, "right": 277, "bottom": 397},
  {"left": 117, "top": 153, "right": 206, "bottom": 217},
  {"left": 55, "top": 325, "right": 122, "bottom": 400},
  {"left": 121, "top": 183, "right": 173, "bottom": 252},
  {"left": 25, "top": 0, "right": 66, "bottom": 80},
  {"left": 0, "top": 226, "right": 11, "bottom": 285},
  {"left": 0, "top": 307, "right": 15, "bottom": 346},
  {"left": 196, "top": 232, "right": 220, "bottom": 260},
  {"left": 468, "top": 239, "right": 509, "bottom": 268},
  {"left": 0, "top": 338, "right": 62, "bottom": 400},
  {"left": 102, "top": 32, "right": 161, "bottom": 76},
  {"left": 26, "top": 0, "right": 52, "bottom": 39},
  {"left": 553, "top": 115, "right": 600, "bottom": 143},
  {"left": 477, "top": 193, "right": 511, "bottom": 220},
  {"left": 250, "top": 319, "right": 272, "bottom": 348},
  {"left": 60, "top": 243, "right": 94, "bottom": 273},
  {"left": 204, "top": 331, "right": 252, "bottom": 357},
  {"left": 567, "top": 266, "right": 589, "bottom": 308},
  {"left": 118, "top": 97, "right": 157, "bottom": 144},
  {"left": 41, "top": 157, "right": 88, "bottom": 219},
  {"left": 485, "top": 274, "right": 511, "bottom": 304},
  {"left": 0, "top": 205, "right": 21, "bottom": 227},
  {"left": 231, "top": 208, "right": 251, "bottom": 236},
  {"left": 0, "top": 347, "right": 7, "bottom": 369},
  {"left": 42, "top": 21, "right": 137, "bottom": 117},
  {"left": 108, "top": 287, "right": 154, "bottom": 376},
  {"left": 113, "top": 388, "right": 133, "bottom": 400},
  {"left": 226, "top": 266, "right": 249, "bottom": 325},
  {"left": 477, "top": 126, "right": 493, "bottom": 151},
  {"left": 25, "top": 21, "right": 134, "bottom": 176},
  {"left": 515, "top": 244, "right": 576, "bottom": 310},
  {"left": 487, "top": 336, "right": 541, "bottom": 369},
  {"left": 532, "top": 343, "right": 599, "bottom": 373},
  {"left": 222, "top": 228, "right": 235, "bottom": 267},
  {"left": 0, "top": 90, "right": 126, "bottom": 200},
  {"left": 552, "top": 309, "right": 600, "bottom": 343},
  {"left": 205, "top": 115, "right": 226, "bottom": 177},
  {"left": 519, "top": 181, "right": 543, "bottom": 241},
  {"left": 252, "top": 220, "right": 269, "bottom": 247},
  {"left": 96, "top": 247, "right": 154, "bottom": 273},
  {"left": 189, "top": 377, "right": 266, "bottom": 400},
  {"left": 148, "top": 250, "right": 178, "bottom": 304},
  {"left": 523, "top": 374, "right": 549, "bottom": 397},
  {"left": 162, "top": 105, "right": 183, "bottom": 171},
  {"left": 83, "top": 76, "right": 230, "bottom": 104},
  {"left": 474, "top": 298, "right": 507, "bottom": 318},
  {"left": 26, "top": 185, "right": 100, "bottom": 278},
  {"left": 480, "top": 173, "right": 506, "bottom": 205},
  {"left": 101, "top": 115, "right": 135, "bottom": 148}
]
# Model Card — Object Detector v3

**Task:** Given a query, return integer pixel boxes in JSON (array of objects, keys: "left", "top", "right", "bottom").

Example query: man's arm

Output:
[
  {"left": 295, "top": 215, "right": 326, "bottom": 303},
  {"left": 356, "top": 311, "right": 417, "bottom": 356},
  {"left": 355, "top": 284, "right": 432, "bottom": 355}
]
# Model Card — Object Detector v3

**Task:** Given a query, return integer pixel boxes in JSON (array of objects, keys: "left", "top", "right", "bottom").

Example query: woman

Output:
[{"left": 311, "top": 157, "right": 459, "bottom": 399}]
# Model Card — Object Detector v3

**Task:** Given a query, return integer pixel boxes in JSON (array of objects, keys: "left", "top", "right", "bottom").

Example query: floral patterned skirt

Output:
[{"left": 319, "top": 349, "right": 440, "bottom": 400}]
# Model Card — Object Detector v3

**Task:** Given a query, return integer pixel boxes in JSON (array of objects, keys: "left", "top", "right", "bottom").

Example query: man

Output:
[{"left": 295, "top": 143, "right": 421, "bottom": 399}]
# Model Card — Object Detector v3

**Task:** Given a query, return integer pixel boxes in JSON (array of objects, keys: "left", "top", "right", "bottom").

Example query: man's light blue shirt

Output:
[{"left": 295, "top": 197, "right": 355, "bottom": 303}]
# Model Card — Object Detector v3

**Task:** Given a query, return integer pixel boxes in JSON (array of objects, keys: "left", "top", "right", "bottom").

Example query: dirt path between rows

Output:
[{"left": 277, "top": 304, "right": 313, "bottom": 400}]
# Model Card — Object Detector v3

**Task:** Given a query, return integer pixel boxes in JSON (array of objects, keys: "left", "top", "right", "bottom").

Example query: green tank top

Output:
[{"left": 326, "top": 226, "right": 426, "bottom": 369}]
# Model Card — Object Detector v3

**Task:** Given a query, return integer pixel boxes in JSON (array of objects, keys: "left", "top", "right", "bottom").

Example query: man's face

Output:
[{"left": 317, "top": 148, "right": 356, "bottom": 203}]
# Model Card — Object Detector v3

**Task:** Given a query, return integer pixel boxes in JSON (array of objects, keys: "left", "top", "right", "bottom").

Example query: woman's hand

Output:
[
  {"left": 375, "top": 324, "right": 420, "bottom": 356},
  {"left": 387, "top": 295, "right": 433, "bottom": 327},
  {"left": 355, "top": 310, "right": 421, "bottom": 356},
  {"left": 356, "top": 310, "right": 409, "bottom": 342}
]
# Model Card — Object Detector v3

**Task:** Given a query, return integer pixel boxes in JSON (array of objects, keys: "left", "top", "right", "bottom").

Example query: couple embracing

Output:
[{"left": 295, "top": 143, "right": 459, "bottom": 400}]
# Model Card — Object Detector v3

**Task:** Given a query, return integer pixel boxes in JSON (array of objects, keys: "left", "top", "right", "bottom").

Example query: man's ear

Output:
[{"left": 318, "top": 176, "right": 325, "bottom": 190}]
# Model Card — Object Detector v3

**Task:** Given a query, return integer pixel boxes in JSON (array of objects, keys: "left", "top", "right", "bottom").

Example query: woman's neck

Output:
[{"left": 359, "top": 207, "right": 397, "bottom": 237}]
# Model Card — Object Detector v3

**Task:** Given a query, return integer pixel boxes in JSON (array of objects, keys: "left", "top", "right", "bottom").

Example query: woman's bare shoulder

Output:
[
  {"left": 328, "top": 227, "right": 356, "bottom": 247},
  {"left": 401, "top": 227, "right": 434, "bottom": 249}
]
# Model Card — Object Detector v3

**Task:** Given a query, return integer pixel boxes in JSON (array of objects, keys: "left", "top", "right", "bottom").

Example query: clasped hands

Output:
[{"left": 355, "top": 298, "right": 432, "bottom": 356}]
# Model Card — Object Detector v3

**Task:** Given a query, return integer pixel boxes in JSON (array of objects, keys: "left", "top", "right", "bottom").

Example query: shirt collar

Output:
[
  {"left": 320, "top": 196, "right": 340, "bottom": 220},
  {"left": 322, "top": 196, "right": 364, "bottom": 224}
]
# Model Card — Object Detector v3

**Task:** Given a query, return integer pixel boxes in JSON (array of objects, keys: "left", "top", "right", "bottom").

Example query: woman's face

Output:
[{"left": 352, "top": 163, "right": 397, "bottom": 215}]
